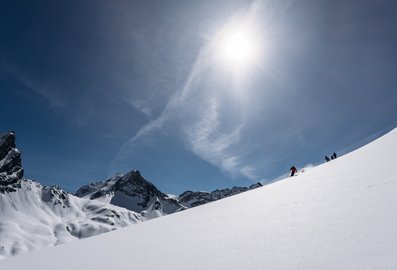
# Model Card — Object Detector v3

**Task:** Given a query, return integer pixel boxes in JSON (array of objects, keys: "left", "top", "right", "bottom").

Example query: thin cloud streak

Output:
[
  {"left": 1, "top": 61, "right": 65, "bottom": 108},
  {"left": 111, "top": 1, "right": 268, "bottom": 180}
]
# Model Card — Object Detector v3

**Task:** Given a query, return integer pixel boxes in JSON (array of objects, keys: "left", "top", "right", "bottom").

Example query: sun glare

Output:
[
  {"left": 213, "top": 20, "right": 262, "bottom": 74},
  {"left": 221, "top": 28, "right": 256, "bottom": 66}
]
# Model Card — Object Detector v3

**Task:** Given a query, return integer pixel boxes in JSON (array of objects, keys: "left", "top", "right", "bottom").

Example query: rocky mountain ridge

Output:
[
  {"left": 76, "top": 172, "right": 263, "bottom": 212},
  {"left": 178, "top": 183, "right": 262, "bottom": 208}
]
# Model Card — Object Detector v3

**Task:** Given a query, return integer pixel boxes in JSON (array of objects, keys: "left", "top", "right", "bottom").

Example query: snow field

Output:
[{"left": 1, "top": 128, "right": 396, "bottom": 269}]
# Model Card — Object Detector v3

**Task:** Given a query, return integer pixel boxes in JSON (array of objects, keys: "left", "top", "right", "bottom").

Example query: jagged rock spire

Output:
[{"left": 0, "top": 131, "right": 23, "bottom": 193}]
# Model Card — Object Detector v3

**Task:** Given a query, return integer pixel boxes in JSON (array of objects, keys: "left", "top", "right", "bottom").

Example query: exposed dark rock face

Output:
[
  {"left": 75, "top": 180, "right": 109, "bottom": 199},
  {"left": 113, "top": 170, "right": 171, "bottom": 209},
  {"left": 178, "top": 183, "right": 263, "bottom": 208},
  {"left": 0, "top": 132, "right": 23, "bottom": 193},
  {"left": 42, "top": 185, "right": 70, "bottom": 208},
  {"left": 76, "top": 170, "right": 185, "bottom": 214}
]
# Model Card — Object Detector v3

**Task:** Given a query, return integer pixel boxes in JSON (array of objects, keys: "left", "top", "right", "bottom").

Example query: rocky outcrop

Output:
[
  {"left": 0, "top": 131, "right": 23, "bottom": 193},
  {"left": 178, "top": 183, "right": 263, "bottom": 208}
]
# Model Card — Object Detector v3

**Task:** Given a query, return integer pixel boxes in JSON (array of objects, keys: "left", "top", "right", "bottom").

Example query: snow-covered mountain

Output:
[
  {"left": 76, "top": 171, "right": 264, "bottom": 212},
  {"left": 75, "top": 170, "right": 186, "bottom": 217},
  {"left": 75, "top": 170, "right": 263, "bottom": 214},
  {"left": 0, "top": 132, "right": 142, "bottom": 260},
  {"left": 1, "top": 128, "right": 396, "bottom": 269}
]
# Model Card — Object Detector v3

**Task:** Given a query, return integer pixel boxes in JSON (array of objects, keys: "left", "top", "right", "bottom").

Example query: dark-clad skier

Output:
[{"left": 290, "top": 166, "right": 298, "bottom": 177}]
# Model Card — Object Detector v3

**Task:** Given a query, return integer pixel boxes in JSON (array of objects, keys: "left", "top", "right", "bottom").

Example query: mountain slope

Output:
[
  {"left": 0, "top": 132, "right": 143, "bottom": 260},
  {"left": 75, "top": 170, "right": 185, "bottom": 216},
  {"left": 2, "top": 128, "right": 396, "bottom": 269}
]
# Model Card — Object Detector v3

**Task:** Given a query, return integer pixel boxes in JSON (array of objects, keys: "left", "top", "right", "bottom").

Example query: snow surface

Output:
[
  {"left": 0, "top": 180, "right": 142, "bottom": 260},
  {"left": 1, "top": 128, "right": 397, "bottom": 269}
]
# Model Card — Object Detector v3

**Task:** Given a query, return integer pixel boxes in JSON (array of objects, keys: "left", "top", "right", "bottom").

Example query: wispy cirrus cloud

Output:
[
  {"left": 182, "top": 96, "right": 247, "bottom": 177},
  {"left": 1, "top": 61, "right": 65, "bottom": 108},
  {"left": 111, "top": 1, "right": 270, "bottom": 181}
]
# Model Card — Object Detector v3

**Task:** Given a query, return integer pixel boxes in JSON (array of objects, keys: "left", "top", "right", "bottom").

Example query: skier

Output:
[
  {"left": 325, "top": 155, "right": 330, "bottom": 162},
  {"left": 290, "top": 166, "right": 298, "bottom": 177},
  {"left": 332, "top": 152, "right": 337, "bottom": 159}
]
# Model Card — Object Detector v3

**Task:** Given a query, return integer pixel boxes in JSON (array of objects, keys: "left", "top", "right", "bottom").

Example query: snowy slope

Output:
[
  {"left": 0, "top": 132, "right": 143, "bottom": 259},
  {"left": 0, "top": 180, "right": 143, "bottom": 260},
  {"left": 1, "top": 128, "right": 397, "bottom": 269}
]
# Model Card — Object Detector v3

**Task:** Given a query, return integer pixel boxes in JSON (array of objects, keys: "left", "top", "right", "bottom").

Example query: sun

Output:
[
  {"left": 221, "top": 28, "right": 256, "bottom": 66},
  {"left": 214, "top": 20, "right": 262, "bottom": 73}
]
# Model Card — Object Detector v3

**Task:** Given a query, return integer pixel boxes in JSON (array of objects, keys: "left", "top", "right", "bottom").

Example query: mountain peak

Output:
[
  {"left": 76, "top": 169, "right": 185, "bottom": 215},
  {"left": 114, "top": 170, "right": 167, "bottom": 199},
  {"left": 0, "top": 131, "right": 23, "bottom": 193}
]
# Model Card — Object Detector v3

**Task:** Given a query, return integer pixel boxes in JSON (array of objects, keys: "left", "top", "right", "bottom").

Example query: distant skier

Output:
[
  {"left": 331, "top": 155, "right": 334, "bottom": 160},
  {"left": 325, "top": 155, "right": 330, "bottom": 162},
  {"left": 290, "top": 166, "right": 298, "bottom": 177},
  {"left": 332, "top": 152, "right": 337, "bottom": 159}
]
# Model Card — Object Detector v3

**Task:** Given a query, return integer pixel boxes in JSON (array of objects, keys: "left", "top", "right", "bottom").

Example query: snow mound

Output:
[{"left": 2, "top": 128, "right": 396, "bottom": 269}]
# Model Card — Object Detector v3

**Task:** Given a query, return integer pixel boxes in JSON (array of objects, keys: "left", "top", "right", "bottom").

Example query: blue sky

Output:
[{"left": 1, "top": 0, "right": 396, "bottom": 194}]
